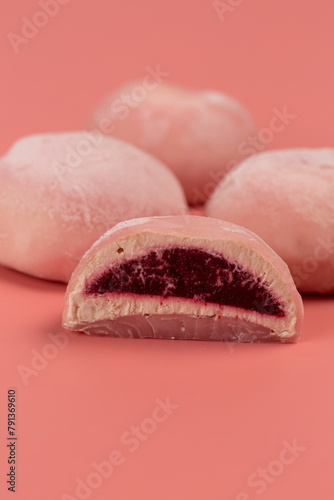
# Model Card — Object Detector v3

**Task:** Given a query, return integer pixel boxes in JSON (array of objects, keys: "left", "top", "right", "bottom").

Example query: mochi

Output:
[
  {"left": 63, "top": 215, "right": 303, "bottom": 342},
  {"left": 88, "top": 82, "right": 257, "bottom": 205},
  {"left": 0, "top": 132, "right": 187, "bottom": 282},
  {"left": 206, "top": 149, "right": 334, "bottom": 293}
]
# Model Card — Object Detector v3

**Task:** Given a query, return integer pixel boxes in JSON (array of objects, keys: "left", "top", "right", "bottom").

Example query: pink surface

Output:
[{"left": 1, "top": 0, "right": 334, "bottom": 498}]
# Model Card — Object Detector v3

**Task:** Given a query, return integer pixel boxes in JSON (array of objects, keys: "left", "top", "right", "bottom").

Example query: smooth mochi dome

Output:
[
  {"left": 63, "top": 215, "right": 303, "bottom": 342},
  {"left": 206, "top": 149, "right": 334, "bottom": 293},
  {"left": 88, "top": 81, "right": 258, "bottom": 205},
  {"left": 0, "top": 132, "right": 187, "bottom": 282}
]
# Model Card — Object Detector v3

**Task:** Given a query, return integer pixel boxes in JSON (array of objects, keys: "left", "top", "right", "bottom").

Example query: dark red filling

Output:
[{"left": 85, "top": 247, "right": 284, "bottom": 317}]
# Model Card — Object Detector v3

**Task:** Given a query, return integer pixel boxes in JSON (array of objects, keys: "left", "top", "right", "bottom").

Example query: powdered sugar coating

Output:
[
  {"left": 88, "top": 82, "right": 257, "bottom": 205},
  {"left": 206, "top": 148, "right": 334, "bottom": 292},
  {"left": 0, "top": 132, "right": 187, "bottom": 282}
]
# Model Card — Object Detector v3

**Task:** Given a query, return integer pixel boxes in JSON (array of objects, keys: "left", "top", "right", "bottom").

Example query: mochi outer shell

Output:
[
  {"left": 0, "top": 132, "right": 187, "bottom": 282},
  {"left": 63, "top": 215, "right": 303, "bottom": 342},
  {"left": 206, "top": 148, "right": 334, "bottom": 293},
  {"left": 88, "top": 82, "right": 258, "bottom": 205}
]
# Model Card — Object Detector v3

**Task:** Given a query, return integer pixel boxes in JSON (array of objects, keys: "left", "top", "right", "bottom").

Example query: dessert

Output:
[
  {"left": 0, "top": 132, "right": 187, "bottom": 282},
  {"left": 206, "top": 148, "right": 334, "bottom": 293},
  {"left": 63, "top": 215, "right": 303, "bottom": 342},
  {"left": 88, "top": 82, "right": 257, "bottom": 205}
]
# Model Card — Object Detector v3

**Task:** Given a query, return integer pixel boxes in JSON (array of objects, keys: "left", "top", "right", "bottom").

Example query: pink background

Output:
[{"left": 1, "top": 0, "right": 334, "bottom": 498}]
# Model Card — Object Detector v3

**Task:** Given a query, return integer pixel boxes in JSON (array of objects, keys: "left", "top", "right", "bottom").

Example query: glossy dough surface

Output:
[
  {"left": 0, "top": 133, "right": 187, "bottom": 282},
  {"left": 63, "top": 215, "right": 303, "bottom": 342},
  {"left": 88, "top": 82, "right": 257, "bottom": 205},
  {"left": 206, "top": 149, "right": 334, "bottom": 293}
]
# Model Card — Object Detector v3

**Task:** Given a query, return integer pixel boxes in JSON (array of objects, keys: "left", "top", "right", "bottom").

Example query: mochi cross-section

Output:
[{"left": 62, "top": 216, "right": 303, "bottom": 342}]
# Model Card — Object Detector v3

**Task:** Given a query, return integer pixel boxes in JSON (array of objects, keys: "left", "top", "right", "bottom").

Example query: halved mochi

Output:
[{"left": 63, "top": 216, "right": 303, "bottom": 342}]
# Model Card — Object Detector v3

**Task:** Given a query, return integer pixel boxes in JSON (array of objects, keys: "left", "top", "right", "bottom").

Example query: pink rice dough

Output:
[
  {"left": 88, "top": 81, "right": 257, "bottom": 206},
  {"left": 0, "top": 132, "right": 187, "bottom": 282},
  {"left": 206, "top": 148, "right": 334, "bottom": 293},
  {"left": 63, "top": 215, "right": 303, "bottom": 342}
]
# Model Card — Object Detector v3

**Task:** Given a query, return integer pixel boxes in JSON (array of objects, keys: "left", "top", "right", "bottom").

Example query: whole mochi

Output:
[
  {"left": 206, "top": 148, "right": 334, "bottom": 293},
  {"left": 88, "top": 81, "right": 257, "bottom": 205},
  {"left": 0, "top": 132, "right": 187, "bottom": 282}
]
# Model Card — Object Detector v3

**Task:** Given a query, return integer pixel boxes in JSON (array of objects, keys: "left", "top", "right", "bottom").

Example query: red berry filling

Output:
[{"left": 85, "top": 247, "right": 284, "bottom": 317}]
